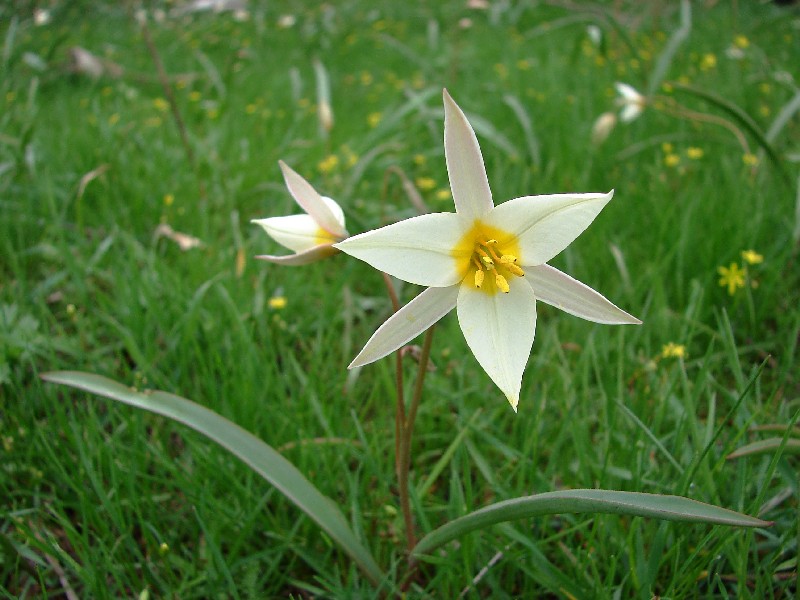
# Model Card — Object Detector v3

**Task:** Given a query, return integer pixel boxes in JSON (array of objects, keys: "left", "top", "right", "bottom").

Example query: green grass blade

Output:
[
  {"left": 672, "top": 82, "right": 791, "bottom": 186},
  {"left": 411, "top": 489, "right": 770, "bottom": 558},
  {"left": 40, "top": 371, "right": 385, "bottom": 586},
  {"left": 646, "top": 0, "right": 691, "bottom": 97},
  {"left": 727, "top": 438, "right": 800, "bottom": 459}
]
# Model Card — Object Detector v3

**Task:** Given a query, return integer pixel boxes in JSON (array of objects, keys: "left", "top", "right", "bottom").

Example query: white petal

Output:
[
  {"left": 528, "top": 264, "right": 641, "bottom": 324},
  {"left": 487, "top": 191, "right": 614, "bottom": 266},
  {"left": 334, "top": 212, "right": 466, "bottom": 287},
  {"left": 443, "top": 89, "right": 494, "bottom": 220},
  {"left": 279, "top": 161, "right": 348, "bottom": 237},
  {"left": 320, "top": 196, "right": 347, "bottom": 234},
  {"left": 349, "top": 286, "right": 459, "bottom": 368},
  {"left": 255, "top": 244, "right": 337, "bottom": 266},
  {"left": 253, "top": 214, "right": 333, "bottom": 254},
  {"left": 457, "top": 277, "right": 537, "bottom": 411},
  {"left": 619, "top": 103, "right": 643, "bottom": 123},
  {"left": 614, "top": 82, "right": 641, "bottom": 102}
]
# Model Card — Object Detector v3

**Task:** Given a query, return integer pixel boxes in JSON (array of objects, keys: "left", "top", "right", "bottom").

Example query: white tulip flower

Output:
[
  {"left": 335, "top": 90, "right": 640, "bottom": 411},
  {"left": 253, "top": 161, "right": 348, "bottom": 265},
  {"left": 614, "top": 82, "right": 646, "bottom": 123}
]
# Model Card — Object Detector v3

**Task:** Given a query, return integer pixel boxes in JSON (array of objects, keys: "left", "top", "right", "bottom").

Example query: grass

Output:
[{"left": 2, "top": 0, "right": 799, "bottom": 597}]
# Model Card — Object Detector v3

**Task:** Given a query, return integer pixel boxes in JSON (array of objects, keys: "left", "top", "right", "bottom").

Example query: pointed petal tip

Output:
[{"left": 508, "top": 395, "right": 519, "bottom": 412}]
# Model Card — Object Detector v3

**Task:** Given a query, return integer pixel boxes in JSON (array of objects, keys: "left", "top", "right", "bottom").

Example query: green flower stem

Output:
[
  {"left": 398, "top": 325, "right": 436, "bottom": 590},
  {"left": 380, "top": 272, "right": 416, "bottom": 552}
]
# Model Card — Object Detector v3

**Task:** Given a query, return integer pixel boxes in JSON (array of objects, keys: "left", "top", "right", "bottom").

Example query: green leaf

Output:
[
  {"left": 727, "top": 437, "right": 800, "bottom": 459},
  {"left": 646, "top": 0, "right": 691, "bottom": 96},
  {"left": 411, "top": 489, "right": 770, "bottom": 558},
  {"left": 41, "top": 371, "right": 385, "bottom": 586},
  {"left": 671, "top": 82, "right": 791, "bottom": 187}
]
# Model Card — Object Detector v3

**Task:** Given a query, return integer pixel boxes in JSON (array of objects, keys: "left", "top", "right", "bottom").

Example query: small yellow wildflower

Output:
[
  {"left": 413, "top": 154, "right": 426, "bottom": 166},
  {"left": 734, "top": 35, "right": 749, "bottom": 49},
  {"left": 367, "top": 112, "right": 382, "bottom": 128},
  {"left": 163, "top": 193, "right": 175, "bottom": 207},
  {"left": 718, "top": 262, "right": 745, "bottom": 295},
  {"left": 269, "top": 296, "right": 288, "bottom": 310},
  {"left": 661, "top": 142, "right": 674, "bottom": 154},
  {"left": 664, "top": 153, "right": 681, "bottom": 168},
  {"left": 493, "top": 63, "right": 509, "bottom": 79},
  {"left": 759, "top": 83, "right": 771, "bottom": 95},
  {"left": 206, "top": 107, "right": 219, "bottom": 119},
  {"left": 360, "top": 71, "right": 373, "bottom": 86},
  {"left": 245, "top": 103, "right": 258, "bottom": 114},
  {"left": 108, "top": 113, "right": 120, "bottom": 126},
  {"left": 516, "top": 59, "right": 531, "bottom": 71},
  {"left": 759, "top": 104, "right": 770, "bottom": 117},
  {"left": 435, "top": 189, "right": 451, "bottom": 201},
  {"left": 742, "top": 153, "right": 759, "bottom": 166},
  {"left": 159, "top": 543, "right": 170, "bottom": 556},
  {"left": 741, "top": 249, "right": 763, "bottom": 265},
  {"left": 189, "top": 91, "right": 202, "bottom": 102},
  {"left": 686, "top": 147, "right": 704, "bottom": 160},
  {"left": 661, "top": 342, "right": 687, "bottom": 359},
  {"left": 415, "top": 177, "right": 436, "bottom": 191},
  {"left": 342, "top": 146, "right": 359, "bottom": 168},
  {"left": 699, "top": 53, "right": 717, "bottom": 71},
  {"left": 153, "top": 97, "right": 170, "bottom": 112},
  {"left": 318, "top": 154, "right": 339, "bottom": 174}
]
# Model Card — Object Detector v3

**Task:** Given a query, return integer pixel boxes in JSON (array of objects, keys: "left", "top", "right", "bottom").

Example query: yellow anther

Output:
[
  {"left": 474, "top": 269, "right": 485, "bottom": 288},
  {"left": 480, "top": 255, "right": 494, "bottom": 266},
  {"left": 485, "top": 239, "right": 498, "bottom": 244},
  {"left": 499, "top": 254, "right": 518, "bottom": 264},
  {"left": 494, "top": 273, "right": 510, "bottom": 293},
  {"left": 506, "top": 264, "right": 525, "bottom": 277}
]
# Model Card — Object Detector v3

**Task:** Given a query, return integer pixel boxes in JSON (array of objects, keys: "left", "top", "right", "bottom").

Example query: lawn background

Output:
[{"left": 1, "top": 0, "right": 799, "bottom": 597}]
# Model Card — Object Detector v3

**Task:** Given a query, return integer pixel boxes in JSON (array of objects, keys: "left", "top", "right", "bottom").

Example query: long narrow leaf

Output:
[
  {"left": 411, "top": 489, "right": 770, "bottom": 558},
  {"left": 672, "top": 82, "right": 791, "bottom": 186},
  {"left": 727, "top": 438, "right": 800, "bottom": 459},
  {"left": 41, "top": 371, "right": 385, "bottom": 586},
  {"left": 647, "top": 0, "right": 691, "bottom": 96}
]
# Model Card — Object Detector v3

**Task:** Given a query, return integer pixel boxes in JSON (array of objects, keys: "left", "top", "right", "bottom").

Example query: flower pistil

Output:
[{"left": 455, "top": 222, "right": 523, "bottom": 294}]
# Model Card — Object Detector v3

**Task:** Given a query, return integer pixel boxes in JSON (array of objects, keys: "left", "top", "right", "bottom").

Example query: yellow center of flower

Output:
[
  {"left": 314, "top": 226, "right": 338, "bottom": 246},
  {"left": 452, "top": 221, "right": 524, "bottom": 295}
]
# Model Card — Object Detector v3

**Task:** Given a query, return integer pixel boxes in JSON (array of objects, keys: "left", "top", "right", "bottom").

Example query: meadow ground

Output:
[{"left": 1, "top": 1, "right": 799, "bottom": 597}]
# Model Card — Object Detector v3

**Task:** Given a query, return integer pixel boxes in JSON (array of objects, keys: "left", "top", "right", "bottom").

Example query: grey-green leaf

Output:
[
  {"left": 411, "top": 489, "right": 770, "bottom": 558},
  {"left": 727, "top": 437, "right": 800, "bottom": 459},
  {"left": 41, "top": 371, "right": 385, "bottom": 586}
]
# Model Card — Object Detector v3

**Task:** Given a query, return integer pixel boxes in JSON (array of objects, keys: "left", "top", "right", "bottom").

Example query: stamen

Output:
[
  {"left": 506, "top": 264, "right": 525, "bottom": 277},
  {"left": 474, "top": 270, "right": 485, "bottom": 288},
  {"left": 486, "top": 246, "right": 503, "bottom": 262},
  {"left": 494, "top": 273, "right": 510, "bottom": 293},
  {"left": 499, "top": 254, "right": 518, "bottom": 264}
]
